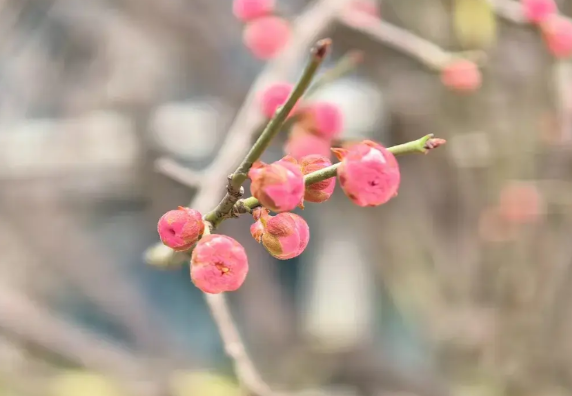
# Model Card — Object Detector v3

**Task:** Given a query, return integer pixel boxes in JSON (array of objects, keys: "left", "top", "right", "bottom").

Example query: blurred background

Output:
[{"left": 1, "top": 0, "right": 571, "bottom": 395}]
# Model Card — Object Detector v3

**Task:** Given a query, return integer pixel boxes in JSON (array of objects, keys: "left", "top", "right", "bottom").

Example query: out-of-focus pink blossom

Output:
[{"left": 243, "top": 16, "right": 291, "bottom": 60}]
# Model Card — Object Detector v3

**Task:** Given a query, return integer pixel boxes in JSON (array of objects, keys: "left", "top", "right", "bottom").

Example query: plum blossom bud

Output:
[
  {"left": 522, "top": 0, "right": 556, "bottom": 24},
  {"left": 498, "top": 181, "right": 545, "bottom": 224},
  {"left": 333, "top": 140, "right": 400, "bottom": 207},
  {"left": 243, "top": 16, "right": 291, "bottom": 60},
  {"left": 298, "top": 102, "right": 344, "bottom": 140},
  {"left": 284, "top": 124, "right": 332, "bottom": 160},
  {"left": 300, "top": 155, "right": 335, "bottom": 204},
  {"left": 250, "top": 208, "right": 310, "bottom": 260},
  {"left": 157, "top": 207, "right": 204, "bottom": 251},
  {"left": 190, "top": 234, "right": 249, "bottom": 294},
  {"left": 233, "top": 0, "right": 275, "bottom": 22},
  {"left": 441, "top": 59, "right": 482, "bottom": 93},
  {"left": 540, "top": 14, "right": 572, "bottom": 58},
  {"left": 248, "top": 156, "right": 305, "bottom": 212},
  {"left": 259, "top": 82, "right": 298, "bottom": 119}
]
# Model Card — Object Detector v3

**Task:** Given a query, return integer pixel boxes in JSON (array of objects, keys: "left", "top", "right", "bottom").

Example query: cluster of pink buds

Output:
[
  {"left": 152, "top": 9, "right": 444, "bottom": 296},
  {"left": 258, "top": 82, "right": 344, "bottom": 159},
  {"left": 233, "top": 0, "right": 291, "bottom": 60},
  {"left": 156, "top": 143, "right": 402, "bottom": 294}
]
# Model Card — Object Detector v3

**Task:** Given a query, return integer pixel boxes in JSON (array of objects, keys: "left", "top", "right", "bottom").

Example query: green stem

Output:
[
  {"left": 239, "top": 134, "right": 439, "bottom": 211},
  {"left": 204, "top": 39, "right": 332, "bottom": 227},
  {"left": 232, "top": 39, "right": 332, "bottom": 188},
  {"left": 304, "top": 50, "right": 363, "bottom": 98}
]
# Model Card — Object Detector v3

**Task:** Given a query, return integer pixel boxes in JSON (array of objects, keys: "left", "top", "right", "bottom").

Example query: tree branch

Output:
[
  {"left": 238, "top": 134, "right": 445, "bottom": 212},
  {"left": 338, "top": 14, "right": 457, "bottom": 70},
  {"left": 204, "top": 39, "right": 331, "bottom": 228},
  {"left": 155, "top": 48, "right": 363, "bottom": 189},
  {"left": 154, "top": 156, "right": 203, "bottom": 188}
]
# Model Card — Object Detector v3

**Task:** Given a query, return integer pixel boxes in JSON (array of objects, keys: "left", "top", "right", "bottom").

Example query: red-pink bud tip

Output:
[
  {"left": 157, "top": 207, "right": 204, "bottom": 251},
  {"left": 424, "top": 137, "right": 447, "bottom": 151},
  {"left": 331, "top": 147, "right": 349, "bottom": 161},
  {"left": 190, "top": 234, "right": 249, "bottom": 294}
]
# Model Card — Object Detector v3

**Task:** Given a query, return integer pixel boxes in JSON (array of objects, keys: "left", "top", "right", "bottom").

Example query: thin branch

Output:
[
  {"left": 204, "top": 293, "right": 275, "bottom": 396},
  {"left": 204, "top": 39, "right": 331, "bottom": 228},
  {"left": 238, "top": 134, "right": 445, "bottom": 211},
  {"left": 154, "top": 156, "right": 203, "bottom": 187},
  {"left": 488, "top": 0, "right": 530, "bottom": 24},
  {"left": 338, "top": 15, "right": 457, "bottom": 70}
]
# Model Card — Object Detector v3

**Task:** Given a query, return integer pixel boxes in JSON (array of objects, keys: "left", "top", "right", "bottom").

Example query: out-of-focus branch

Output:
[
  {"left": 338, "top": 14, "right": 458, "bottom": 70},
  {"left": 0, "top": 284, "right": 165, "bottom": 393},
  {"left": 154, "top": 156, "right": 203, "bottom": 188},
  {"left": 155, "top": 48, "right": 364, "bottom": 189}
]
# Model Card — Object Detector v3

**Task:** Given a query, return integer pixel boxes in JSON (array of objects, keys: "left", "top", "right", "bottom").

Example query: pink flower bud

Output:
[
  {"left": 157, "top": 207, "right": 204, "bottom": 251},
  {"left": 259, "top": 82, "right": 298, "bottom": 119},
  {"left": 284, "top": 126, "right": 332, "bottom": 160},
  {"left": 440, "top": 59, "right": 482, "bottom": 93},
  {"left": 522, "top": 0, "right": 556, "bottom": 24},
  {"left": 248, "top": 156, "right": 305, "bottom": 212},
  {"left": 298, "top": 102, "right": 344, "bottom": 140},
  {"left": 333, "top": 140, "right": 400, "bottom": 207},
  {"left": 190, "top": 234, "right": 249, "bottom": 294},
  {"left": 498, "top": 181, "right": 545, "bottom": 224},
  {"left": 233, "top": 0, "right": 275, "bottom": 22},
  {"left": 541, "top": 14, "right": 572, "bottom": 58},
  {"left": 250, "top": 208, "right": 310, "bottom": 260},
  {"left": 243, "top": 16, "right": 291, "bottom": 60},
  {"left": 300, "top": 155, "right": 335, "bottom": 204}
]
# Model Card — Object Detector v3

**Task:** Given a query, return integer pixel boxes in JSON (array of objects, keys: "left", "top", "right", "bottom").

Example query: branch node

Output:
[{"left": 233, "top": 200, "right": 253, "bottom": 217}]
